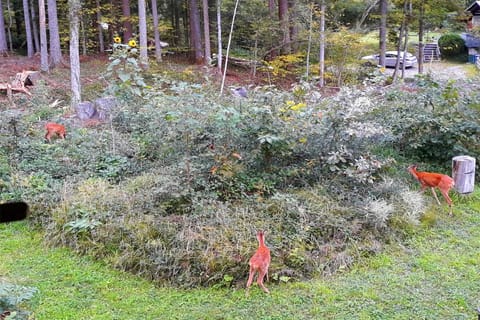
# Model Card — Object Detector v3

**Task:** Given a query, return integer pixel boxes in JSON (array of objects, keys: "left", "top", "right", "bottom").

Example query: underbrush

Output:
[{"left": 1, "top": 57, "right": 479, "bottom": 288}]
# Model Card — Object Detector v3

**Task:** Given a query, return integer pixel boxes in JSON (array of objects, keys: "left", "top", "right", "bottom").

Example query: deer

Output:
[
  {"left": 246, "top": 230, "right": 271, "bottom": 295},
  {"left": 45, "top": 122, "right": 66, "bottom": 142},
  {"left": 407, "top": 164, "right": 455, "bottom": 215}
]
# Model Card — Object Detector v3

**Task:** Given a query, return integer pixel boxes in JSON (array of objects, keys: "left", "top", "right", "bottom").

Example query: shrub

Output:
[{"left": 438, "top": 33, "right": 466, "bottom": 59}]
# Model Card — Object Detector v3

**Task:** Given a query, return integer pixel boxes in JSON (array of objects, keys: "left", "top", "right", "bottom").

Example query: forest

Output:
[{"left": 1, "top": 0, "right": 480, "bottom": 318}]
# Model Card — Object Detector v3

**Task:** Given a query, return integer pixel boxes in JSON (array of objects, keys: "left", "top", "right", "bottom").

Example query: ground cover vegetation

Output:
[
  {"left": 1, "top": 48, "right": 480, "bottom": 291},
  {"left": 1, "top": 188, "right": 479, "bottom": 318}
]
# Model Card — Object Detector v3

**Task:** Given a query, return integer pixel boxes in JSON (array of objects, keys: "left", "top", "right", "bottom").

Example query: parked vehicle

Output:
[{"left": 361, "top": 51, "right": 418, "bottom": 68}]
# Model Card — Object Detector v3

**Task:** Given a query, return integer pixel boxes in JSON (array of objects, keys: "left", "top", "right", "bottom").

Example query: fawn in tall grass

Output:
[
  {"left": 246, "top": 230, "right": 271, "bottom": 294},
  {"left": 45, "top": 122, "right": 66, "bottom": 142},
  {"left": 407, "top": 164, "right": 455, "bottom": 215}
]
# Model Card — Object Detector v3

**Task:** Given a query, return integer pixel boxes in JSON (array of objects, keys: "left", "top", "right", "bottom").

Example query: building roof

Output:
[
  {"left": 461, "top": 33, "right": 480, "bottom": 48},
  {"left": 466, "top": 1, "right": 480, "bottom": 14}
]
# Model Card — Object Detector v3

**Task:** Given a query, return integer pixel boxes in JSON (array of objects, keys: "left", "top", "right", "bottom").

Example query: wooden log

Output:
[{"left": 452, "top": 155, "right": 476, "bottom": 194}]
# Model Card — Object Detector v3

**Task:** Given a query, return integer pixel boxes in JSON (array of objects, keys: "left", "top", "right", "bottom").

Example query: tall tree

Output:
[
  {"left": 268, "top": 0, "right": 275, "bottom": 15},
  {"left": 48, "top": 0, "right": 63, "bottom": 67},
  {"left": 6, "top": 0, "right": 13, "bottom": 51},
  {"left": 278, "top": 0, "right": 290, "bottom": 53},
  {"left": 318, "top": 0, "right": 326, "bottom": 87},
  {"left": 417, "top": 0, "right": 425, "bottom": 73},
  {"left": 220, "top": 0, "right": 239, "bottom": 95},
  {"left": 202, "top": 0, "right": 211, "bottom": 64},
  {"left": 288, "top": 0, "right": 297, "bottom": 51},
  {"left": 96, "top": 0, "right": 105, "bottom": 52},
  {"left": 356, "top": 0, "right": 380, "bottom": 30},
  {"left": 216, "top": 0, "right": 222, "bottom": 72},
  {"left": 392, "top": 0, "right": 409, "bottom": 81},
  {"left": 68, "top": 0, "right": 81, "bottom": 108},
  {"left": 38, "top": 0, "right": 48, "bottom": 71},
  {"left": 189, "top": 0, "right": 204, "bottom": 63},
  {"left": 151, "top": 0, "right": 162, "bottom": 62},
  {"left": 0, "top": 0, "right": 8, "bottom": 54},
  {"left": 122, "top": 0, "right": 133, "bottom": 42},
  {"left": 23, "top": 0, "right": 34, "bottom": 57},
  {"left": 138, "top": 0, "right": 148, "bottom": 68},
  {"left": 379, "top": 0, "right": 387, "bottom": 67},
  {"left": 30, "top": 0, "right": 40, "bottom": 52}
]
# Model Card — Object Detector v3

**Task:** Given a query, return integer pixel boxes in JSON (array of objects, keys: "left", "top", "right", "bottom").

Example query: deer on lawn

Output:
[
  {"left": 246, "top": 230, "right": 271, "bottom": 295},
  {"left": 407, "top": 164, "right": 455, "bottom": 215}
]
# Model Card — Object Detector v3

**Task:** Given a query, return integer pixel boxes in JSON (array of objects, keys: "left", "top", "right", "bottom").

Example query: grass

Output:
[{"left": 1, "top": 188, "right": 480, "bottom": 319}]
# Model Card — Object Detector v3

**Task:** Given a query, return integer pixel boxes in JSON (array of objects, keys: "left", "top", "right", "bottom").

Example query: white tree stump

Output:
[{"left": 452, "top": 156, "right": 476, "bottom": 194}]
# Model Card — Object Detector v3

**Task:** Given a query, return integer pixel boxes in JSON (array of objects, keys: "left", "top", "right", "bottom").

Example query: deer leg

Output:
[
  {"left": 439, "top": 189, "right": 453, "bottom": 215},
  {"left": 246, "top": 266, "right": 255, "bottom": 290},
  {"left": 257, "top": 269, "right": 270, "bottom": 294},
  {"left": 430, "top": 187, "right": 442, "bottom": 205}
]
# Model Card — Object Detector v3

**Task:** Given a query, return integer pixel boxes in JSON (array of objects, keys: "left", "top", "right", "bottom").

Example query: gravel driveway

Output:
[{"left": 384, "top": 62, "right": 470, "bottom": 81}]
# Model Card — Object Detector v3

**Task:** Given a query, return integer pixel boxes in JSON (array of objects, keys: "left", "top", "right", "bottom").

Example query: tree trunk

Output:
[
  {"left": 288, "top": 0, "right": 297, "bottom": 51},
  {"left": 318, "top": 0, "right": 325, "bottom": 87},
  {"left": 30, "top": 0, "right": 40, "bottom": 52},
  {"left": 452, "top": 156, "right": 476, "bottom": 194},
  {"left": 23, "top": 0, "right": 34, "bottom": 57},
  {"left": 305, "top": 4, "right": 313, "bottom": 81},
  {"left": 122, "top": 0, "right": 133, "bottom": 42},
  {"left": 278, "top": 0, "right": 290, "bottom": 54},
  {"left": 418, "top": 1, "right": 424, "bottom": 74},
  {"left": 392, "top": 0, "right": 407, "bottom": 82},
  {"left": 0, "top": 0, "right": 8, "bottom": 54},
  {"left": 379, "top": 0, "right": 387, "bottom": 67},
  {"left": 216, "top": 0, "right": 222, "bottom": 72},
  {"left": 151, "top": 0, "right": 162, "bottom": 62},
  {"left": 189, "top": 0, "right": 204, "bottom": 64},
  {"left": 202, "top": 0, "right": 211, "bottom": 64},
  {"left": 69, "top": 0, "right": 81, "bottom": 109},
  {"left": 356, "top": 0, "right": 379, "bottom": 31},
  {"left": 13, "top": 0, "right": 22, "bottom": 39},
  {"left": 38, "top": 0, "right": 48, "bottom": 71},
  {"left": 6, "top": 0, "right": 13, "bottom": 51},
  {"left": 48, "top": 0, "right": 63, "bottom": 67},
  {"left": 172, "top": 0, "right": 181, "bottom": 46},
  {"left": 96, "top": 0, "right": 105, "bottom": 53},
  {"left": 268, "top": 0, "right": 275, "bottom": 15},
  {"left": 80, "top": 17, "right": 87, "bottom": 55},
  {"left": 220, "top": 0, "right": 239, "bottom": 95},
  {"left": 138, "top": 0, "right": 149, "bottom": 69}
]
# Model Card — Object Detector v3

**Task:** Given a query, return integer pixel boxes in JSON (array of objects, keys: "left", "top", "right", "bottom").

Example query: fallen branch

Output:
[{"left": 0, "top": 83, "right": 31, "bottom": 96}]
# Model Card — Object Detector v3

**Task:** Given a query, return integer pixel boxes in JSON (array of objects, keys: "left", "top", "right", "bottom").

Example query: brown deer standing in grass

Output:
[
  {"left": 407, "top": 164, "right": 455, "bottom": 215},
  {"left": 45, "top": 122, "right": 66, "bottom": 142},
  {"left": 246, "top": 230, "right": 271, "bottom": 294}
]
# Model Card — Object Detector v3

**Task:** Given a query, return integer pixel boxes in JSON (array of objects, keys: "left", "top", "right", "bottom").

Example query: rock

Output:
[
  {"left": 76, "top": 101, "right": 96, "bottom": 120},
  {"left": 94, "top": 96, "right": 118, "bottom": 121}
]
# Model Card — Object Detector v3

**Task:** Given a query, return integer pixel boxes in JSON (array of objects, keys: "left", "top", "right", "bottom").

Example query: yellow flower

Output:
[
  {"left": 286, "top": 100, "right": 295, "bottom": 106},
  {"left": 290, "top": 102, "right": 307, "bottom": 111},
  {"left": 113, "top": 36, "right": 121, "bottom": 44},
  {"left": 128, "top": 39, "right": 137, "bottom": 48}
]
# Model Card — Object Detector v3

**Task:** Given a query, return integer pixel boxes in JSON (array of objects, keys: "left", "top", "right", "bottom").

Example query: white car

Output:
[{"left": 361, "top": 51, "right": 418, "bottom": 68}]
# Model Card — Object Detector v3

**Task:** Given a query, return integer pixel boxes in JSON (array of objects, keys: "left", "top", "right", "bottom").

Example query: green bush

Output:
[{"left": 437, "top": 33, "right": 466, "bottom": 59}]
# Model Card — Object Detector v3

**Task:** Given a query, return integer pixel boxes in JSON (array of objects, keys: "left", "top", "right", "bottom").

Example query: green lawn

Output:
[{"left": 1, "top": 189, "right": 480, "bottom": 319}]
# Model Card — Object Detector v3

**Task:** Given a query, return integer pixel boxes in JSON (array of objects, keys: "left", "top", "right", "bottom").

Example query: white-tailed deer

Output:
[
  {"left": 408, "top": 164, "right": 455, "bottom": 215},
  {"left": 246, "top": 230, "right": 271, "bottom": 294},
  {"left": 45, "top": 122, "right": 66, "bottom": 142}
]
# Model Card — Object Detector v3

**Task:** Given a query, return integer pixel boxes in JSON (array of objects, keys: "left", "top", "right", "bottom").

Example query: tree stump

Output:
[{"left": 452, "top": 156, "right": 476, "bottom": 194}]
